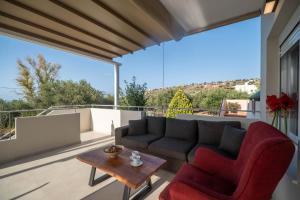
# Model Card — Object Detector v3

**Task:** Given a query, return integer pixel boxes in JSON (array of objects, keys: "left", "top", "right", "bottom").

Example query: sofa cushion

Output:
[
  {"left": 219, "top": 125, "right": 246, "bottom": 157},
  {"left": 128, "top": 119, "right": 147, "bottom": 136},
  {"left": 197, "top": 120, "right": 241, "bottom": 145},
  {"left": 148, "top": 137, "right": 195, "bottom": 160},
  {"left": 147, "top": 116, "right": 166, "bottom": 136},
  {"left": 165, "top": 118, "right": 197, "bottom": 141},
  {"left": 121, "top": 134, "right": 161, "bottom": 149},
  {"left": 187, "top": 144, "right": 235, "bottom": 162}
]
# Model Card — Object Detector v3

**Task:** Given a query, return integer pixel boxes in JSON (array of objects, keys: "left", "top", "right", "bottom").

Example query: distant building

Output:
[{"left": 234, "top": 81, "right": 257, "bottom": 94}]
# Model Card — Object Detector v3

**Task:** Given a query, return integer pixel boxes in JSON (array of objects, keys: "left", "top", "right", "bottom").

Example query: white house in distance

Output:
[{"left": 234, "top": 81, "right": 257, "bottom": 94}]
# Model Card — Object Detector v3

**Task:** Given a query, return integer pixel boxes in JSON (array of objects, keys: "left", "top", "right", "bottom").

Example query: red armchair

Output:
[{"left": 160, "top": 121, "right": 295, "bottom": 200}]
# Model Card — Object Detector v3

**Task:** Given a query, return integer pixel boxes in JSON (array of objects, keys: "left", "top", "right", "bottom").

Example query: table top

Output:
[{"left": 77, "top": 147, "right": 166, "bottom": 189}]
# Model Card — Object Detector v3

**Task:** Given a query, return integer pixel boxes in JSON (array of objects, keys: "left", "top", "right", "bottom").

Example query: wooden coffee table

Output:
[{"left": 77, "top": 147, "right": 166, "bottom": 200}]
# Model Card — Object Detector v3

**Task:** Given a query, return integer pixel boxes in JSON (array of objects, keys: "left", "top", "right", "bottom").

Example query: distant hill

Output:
[{"left": 146, "top": 78, "right": 260, "bottom": 96}]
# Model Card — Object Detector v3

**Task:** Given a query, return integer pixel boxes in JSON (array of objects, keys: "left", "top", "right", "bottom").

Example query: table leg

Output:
[
  {"left": 131, "top": 179, "right": 152, "bottom": 200},
  {"left": 123, "top": 185, "right": 131, "bottom": 200},
  {"left": 88, "top": 167, "right": 111, "bottom": 186}
]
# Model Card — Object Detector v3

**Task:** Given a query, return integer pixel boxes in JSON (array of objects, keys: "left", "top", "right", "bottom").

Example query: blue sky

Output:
[{"left": 0, "top": 17, "right": 260, "bottom": 100}]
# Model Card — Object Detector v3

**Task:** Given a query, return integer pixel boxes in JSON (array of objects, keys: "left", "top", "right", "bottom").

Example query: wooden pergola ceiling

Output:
[{"left": 0, "top": 0, "right": 264, "bottom": 64}]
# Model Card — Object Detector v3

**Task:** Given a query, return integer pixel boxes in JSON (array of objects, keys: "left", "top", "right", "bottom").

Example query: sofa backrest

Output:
[
  {"left": 232, "top": 121, "right": 295, "bottom": 200},
  {"left": 165, "top": 118, "right": 197, "bottom": 142},
  {"left": 146, "top": 116, "right": 166, "bottom": 136},
  {"left": 197, "top": 120, "right": 241, "bottom": 146},
  {"left": 176, "top": 114, "right": 258, "bottom": 129}
]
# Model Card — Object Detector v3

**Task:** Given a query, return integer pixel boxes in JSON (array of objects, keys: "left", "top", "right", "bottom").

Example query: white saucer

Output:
[{"left": 130, "top": 160, "right": 143, "bottom": 167}]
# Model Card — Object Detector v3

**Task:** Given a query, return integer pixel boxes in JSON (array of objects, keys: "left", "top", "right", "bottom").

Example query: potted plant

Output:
[{"left": 266, "top": 93, "right": 295, "bottom": 134}]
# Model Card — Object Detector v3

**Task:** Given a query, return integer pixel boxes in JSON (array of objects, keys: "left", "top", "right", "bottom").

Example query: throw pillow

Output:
[
  {"left": 147, "top": 116, "right": 166, "bottom": 136},
  {"left": 219, "top": 125, "right": 246, "bottom": 157},
  {"left": 197, "top": 120, "right": 241, "bottom": 145},
  {"left": 128, "top": 119, "right": 147, "bottom": 136},
  {"left": 165, "top": 118, "right": 197, "bottom": 141}
]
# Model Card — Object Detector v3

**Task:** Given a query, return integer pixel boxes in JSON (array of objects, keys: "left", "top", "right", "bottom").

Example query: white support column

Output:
[{"left": 114, "top": 63, "right": 120, "bottom": 109}]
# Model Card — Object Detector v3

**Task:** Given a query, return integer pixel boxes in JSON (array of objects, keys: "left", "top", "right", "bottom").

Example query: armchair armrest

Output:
[
  {"left": 168, "top": 181, "right": 222, "bottom": 200},
  {"left": 193, "top": 147, "right": 235, "bottom": 181},
  {"left": 115, "top": 125, "right": 129, "bottom": 145}
]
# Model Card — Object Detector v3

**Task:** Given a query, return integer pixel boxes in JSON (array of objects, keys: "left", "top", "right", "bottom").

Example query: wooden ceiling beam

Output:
[
  {"left": 49, "top": 0, "right": 145, "bottom": 49},
  {"left": 131, "top": 0, "right": 186, "bottom": 41},
  {"left": 91, "top": 0, "right": 160, "bottom": 45},
  {"left": 5, "top": 0, "right": 133, "bottom": 54},
  {"left": 0, "top": 11, "right": 121, "bottom": 57},
  {"left": 0, "top": 22, "right": 113, "bottom": 61}
]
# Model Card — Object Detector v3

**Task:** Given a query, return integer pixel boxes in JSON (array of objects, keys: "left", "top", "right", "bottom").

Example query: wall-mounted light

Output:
[{"left": 263, "top": 0, "right": 278, "bottom": 14}]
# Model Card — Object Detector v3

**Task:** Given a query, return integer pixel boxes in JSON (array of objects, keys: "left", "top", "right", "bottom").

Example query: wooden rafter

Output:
[
  {"left": 49, "top": 0, "right": 145, "bottom": 49},
  {"left": 5, "top": 0, "right": 133, "bottom": 53},
  {"left": 92, "top": 0, "right": 160, "bottom": 45},
  {"left": 0, "top": 11, "right": 121, "bottom": 57}
]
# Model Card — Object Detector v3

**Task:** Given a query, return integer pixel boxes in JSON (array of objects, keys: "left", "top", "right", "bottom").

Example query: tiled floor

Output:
[{"left": 0, "top": 132, "right": 174, "bottom": 200}]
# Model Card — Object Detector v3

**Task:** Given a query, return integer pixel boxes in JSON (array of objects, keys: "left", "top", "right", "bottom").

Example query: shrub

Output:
[
  {"left": 227, "top": 102, "right": 241, "bottom": 113},
  {"left": 166, "top": 89, "right": 193, "bottom": 118}
]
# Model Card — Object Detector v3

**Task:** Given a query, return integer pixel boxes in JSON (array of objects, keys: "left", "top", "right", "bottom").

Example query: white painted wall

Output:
[
  {"left": 0, "top": 113, "right": 80, "bottom": 164},
  {"left": 120, "top": 110, "right": 143, "bottom": 126},
  {"left": 90, "top": 108, "right": 143, "bottom": 135},
  {"left": 48, "top": 108, "right": 91, "bottom": 132},
  {"left": 91, "top": 108, "right": 121, "bottom": 135}
]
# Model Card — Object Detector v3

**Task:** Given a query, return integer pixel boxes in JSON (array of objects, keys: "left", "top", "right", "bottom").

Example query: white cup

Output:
[
  {"left": 131, "top": 151, "right": 141, "bottom": 164},
  {"left": 132, "top": 151, "right": 139, "bottom": 157}
]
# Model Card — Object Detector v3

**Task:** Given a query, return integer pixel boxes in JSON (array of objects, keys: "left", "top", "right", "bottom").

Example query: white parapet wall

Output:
[
  {"left": 0, "top": 113, "right": 80, "bottom": 164},
  {"left": 48, "top": 108, "right": 91, "bottom": 132},
  {"left": 90, "top": 108, "right": 143, "bottom": 135}
]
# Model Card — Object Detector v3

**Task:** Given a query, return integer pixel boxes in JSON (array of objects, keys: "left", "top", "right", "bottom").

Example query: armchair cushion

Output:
[
  {"left": 193, "top": 147, "right": 236, "bottom": 183},
  {"left": 128, "top": 119, "right": 147, "bottom": 136},
  {"left": 148, "top": 137, "right": 195, "bottom": 160},
  {"left": 147, "top": 116, "right": 166, "bottom": 136},
  {"left": 187, "top": 144, "right": 235, "bottom": 163},
  {"left": 218, "top": 126, "right": 246, "bottom": 157},
  {"left": 167, "top": 181, "right": 221, "bottom": 200},
  {"left": 159, "top": 164, "right": 236, "bottom": 200}
]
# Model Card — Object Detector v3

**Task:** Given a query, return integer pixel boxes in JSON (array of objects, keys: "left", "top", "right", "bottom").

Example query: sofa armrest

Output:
[
  {"left": 168, "top": 181, "right": 221, "bottom": 200},
  {"left": 193, "top": 147, "right": 235, "bottom": 180},
  {"left": 115, "top": 125, "right": 129, "bottom": 145}
]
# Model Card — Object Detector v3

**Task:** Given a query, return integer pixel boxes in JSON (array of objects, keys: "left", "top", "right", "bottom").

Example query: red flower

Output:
[
  {"left": 266, "top": 95, "right": 280, "bottom": 112},
  {"left": 279, "top": 93, "right": 295, "bottom": 110}
]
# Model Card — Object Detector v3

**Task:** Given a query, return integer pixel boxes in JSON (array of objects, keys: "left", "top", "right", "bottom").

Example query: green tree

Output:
[
  {"left": 15, "top": 55, "right": 110, "bottom": 108},
  {"left": 146, "top": 89, "right": 176, "bottom": 107},
  {"left": 192, "top": 88, "right": 249, "bottom": 113},
  {"left": 121, "top": 76, "right": 147, "bottom": 106},
  {"left": 0, "top": 98, "right": 33, "bottom": 111},
  {"left": 44, "top": 80, "right": 104, "bottom": 106},
  {"left": 102, "top": 94, "right": 114, "bottom": 105},
  {"left": 16, "top": 61, "right": 35, "bottom": 103},
  {"left": 16, "top": 54, "right": 60, "bottom": 106},
  {"left": 166, "top": 89, "right": 193, "bottom": 118}
]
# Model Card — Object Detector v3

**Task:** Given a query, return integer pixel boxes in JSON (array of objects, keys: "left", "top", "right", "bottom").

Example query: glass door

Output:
[{"left": 280, "top": 42, "right": 299, "bottom": 143}]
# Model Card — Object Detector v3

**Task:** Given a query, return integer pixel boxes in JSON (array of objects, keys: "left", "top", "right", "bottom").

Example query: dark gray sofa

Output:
[{"left": 115, "top": 116, "right": 243, "bottom": 172}]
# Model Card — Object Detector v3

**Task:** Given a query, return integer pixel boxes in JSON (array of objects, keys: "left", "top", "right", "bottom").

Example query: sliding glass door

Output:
[{"left": 280, "top": 42, "right": 299, "bottom": 143}]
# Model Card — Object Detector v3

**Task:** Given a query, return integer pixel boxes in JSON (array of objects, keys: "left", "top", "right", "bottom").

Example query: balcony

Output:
[{"left": 0, "top": 0, "right": 299, "bottom": 199}]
